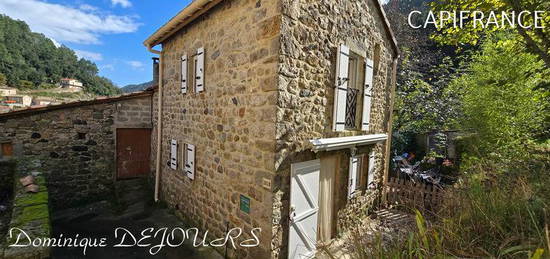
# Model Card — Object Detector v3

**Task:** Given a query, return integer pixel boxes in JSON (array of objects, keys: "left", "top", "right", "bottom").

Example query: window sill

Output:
[{"left": 310, "top": 134, "right": 387, "bottom": 152}]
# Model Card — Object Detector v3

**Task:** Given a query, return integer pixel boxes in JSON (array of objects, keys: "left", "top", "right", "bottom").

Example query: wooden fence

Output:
[{"left": 384, "top": 177, "right": 445, "bottom": 214}]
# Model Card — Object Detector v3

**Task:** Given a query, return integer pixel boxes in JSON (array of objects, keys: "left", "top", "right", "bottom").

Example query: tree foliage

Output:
[
  {"left": 386, "top": 0, "right": 468, "bottom": 138},
  {"left": 431, "top": 0, "right": 550, "bottom": 68},
  {"left": 449, "top": 35, "right": 549, "bottom": 152},
  {"left": 0, "top": 73, "right": 6, "bottom": 86},
  {"left": 0, "top": 15, "right": 121, "bottom": 96}
]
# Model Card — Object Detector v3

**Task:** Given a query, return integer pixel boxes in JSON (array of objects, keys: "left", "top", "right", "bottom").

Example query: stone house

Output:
[
  {"left": 0, "top": 90, "right": 154, "bottom": 207},
  {"left": 0, "top": 87, "right": 17, "bottom": 96},
  {"left": 2, "top": 95, "right": 32, "bottom": 108},
  {"left": 144, "top": 0, "right": 398, "bottom": 258},
  {"left": 59, "top": 78, "right": 83, "bottom": 89}
]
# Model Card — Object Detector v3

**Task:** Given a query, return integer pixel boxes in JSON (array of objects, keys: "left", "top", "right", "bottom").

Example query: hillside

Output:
[
  {"left": 0, "top": 14, "right": 121, "bottom": 96},
  {"left": 121, "top": 81, "right": 154, "bottom": 93}
]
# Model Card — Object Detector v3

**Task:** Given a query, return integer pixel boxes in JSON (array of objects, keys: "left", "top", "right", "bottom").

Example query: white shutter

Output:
[
  {"left": 333, "top": 44, "right": 349, "bottom": 131},
  {"left": 185, "top": 143, "right": 195, "bottom": 180},
  {"left": 367, "top": 150, "right": 376, "bottom": 187},
  {"left": 170, "top": 140, "right": 177, "bottom": 170},
  {"left": 348, "top": 156, "right": 359, "bottom": 199},
  {"left": 181, "top": 54, "right": 188, "bottom": 93},
  {"left": 195, "top": 47, "right": 204, "bottom": 93},
  {"left": 362, "top": 58, "right": 374, "bottom": 131}
]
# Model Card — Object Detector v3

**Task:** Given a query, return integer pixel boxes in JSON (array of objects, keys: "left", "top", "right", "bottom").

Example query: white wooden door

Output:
[{"left": 288, "top": 160, "right": 321, "bottom": 259}]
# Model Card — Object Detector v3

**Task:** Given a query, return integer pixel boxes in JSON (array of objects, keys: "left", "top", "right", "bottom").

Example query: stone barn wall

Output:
[{"left": 0, "top": 93, "right": 152, "bottom": 209}]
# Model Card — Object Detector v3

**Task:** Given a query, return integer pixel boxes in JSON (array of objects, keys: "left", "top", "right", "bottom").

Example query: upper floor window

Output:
[
  {"left": 345, "top": 53, "right": 365, "bottom": 129},
  {"left": 180, "top": 47, "right": 205, "bottom": 94},
  {"left": 333, "top": 44, "right": 374, "bottom": 132}
]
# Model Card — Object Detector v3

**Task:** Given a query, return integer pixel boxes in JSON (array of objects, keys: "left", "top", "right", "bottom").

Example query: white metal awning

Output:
[{"left": 310, "top": 134, "right": 388, "bottom": 152}]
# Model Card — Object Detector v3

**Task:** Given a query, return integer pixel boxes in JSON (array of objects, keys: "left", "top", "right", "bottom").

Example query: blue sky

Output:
[
  {"left": 0, "top": 0, "right": 194, "bottom": 87},
  {"left": 0, "top": 0, "right": 392, "bottom": 87}
]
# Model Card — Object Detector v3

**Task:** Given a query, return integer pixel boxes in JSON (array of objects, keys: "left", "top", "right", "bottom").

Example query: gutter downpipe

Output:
[
  {"left": 383, "top": 55, "right": 399, "bottom": 203},
  {"left": 147, "top": 45, "right": 163, "bottom": 202}
]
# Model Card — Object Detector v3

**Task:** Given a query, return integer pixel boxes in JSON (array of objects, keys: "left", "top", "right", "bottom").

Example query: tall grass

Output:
[{"left": 347, "top": 145, "right": 550, "bottom": 258}]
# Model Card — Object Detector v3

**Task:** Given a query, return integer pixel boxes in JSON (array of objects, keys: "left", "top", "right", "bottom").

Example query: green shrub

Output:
[
  {"left": 17, "top": 79, "right": 34, "bottom": 89},
  {"left": 345, "top": 146, "right": 550, "bottom": 259},
  {"left": 38, "top": 82, "right": 57, "bottom": 89},
  {"left": 449, "top": 36, "right": 548, "bottom": 155},
  {"left": 0, "top": 73, "right": 6, "bottom": 86}
]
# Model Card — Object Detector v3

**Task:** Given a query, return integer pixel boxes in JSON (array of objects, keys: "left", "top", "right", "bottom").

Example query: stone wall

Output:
[
  {"left": 272, "top": 0, "right": 397, "bottom": 256},
  {"left": 0, "top": 94, "right": 152, "bottom": 209},
  {"left": 2, "top": 162, "right": 51, "bottom": 259},
  {"left": 154, "top": 0, "right": 281, "bottom": 258}
]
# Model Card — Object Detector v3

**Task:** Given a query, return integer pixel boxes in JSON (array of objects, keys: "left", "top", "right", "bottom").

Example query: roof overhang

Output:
[
  {"left": 144, "top": 0, "right": 398, "bottom": 56},
  {"left": 373, "top": 0, "right": 399, "bottom": 57},
  {"left": 310, "top": 134, "right": 388, "bottom": 152},
  {"left": 144, "top": 0, "right": 224, "bottom": 48}
]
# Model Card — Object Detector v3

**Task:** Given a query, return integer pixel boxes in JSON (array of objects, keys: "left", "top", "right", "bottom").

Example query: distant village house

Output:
[
  {"left": 1, "top": 95, "right": 32, "bottom": 108},
  {"left": 59, "top": 78, "right": 83, "bottom": 92},
  {"left": 0, "top": 87, "right": 17, "bottom": 96}
]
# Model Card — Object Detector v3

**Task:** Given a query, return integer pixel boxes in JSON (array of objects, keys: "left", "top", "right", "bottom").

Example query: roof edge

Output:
[
  {"left": 373, "top": 0, "right": 400, "bottom": 57},
  {"left": 144, "top": 0, "right": 224, "bottom": 48},
  {"left": 0, "top": 90, "right": 153, "bottom": 120},
  {"left": 144, "top": 0, "right": 398, "bottom": 56}
]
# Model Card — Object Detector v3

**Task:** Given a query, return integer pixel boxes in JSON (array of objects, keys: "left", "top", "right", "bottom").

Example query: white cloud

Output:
[
  {"left": 100, "top": 64, "right": 115, "bottom": 71},
  {"left": 126, "top": 61, "right": 144, "bottom": 69},
  {"left": 0, "top": 0, "right": 140, "bottom": 44},
  {"left": 79, "top": 4, "right": 97, "bottom": 11},
  {"left": 75, "top": 50, "right": 103, "bottom": 61},
  {"left": 111, "top": 0, "right": 132, "bottom": 8}
]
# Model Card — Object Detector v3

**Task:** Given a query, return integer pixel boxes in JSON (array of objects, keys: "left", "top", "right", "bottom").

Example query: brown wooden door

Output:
[{"left": 116, "top": 128, "right": 151, "bottom": 179}]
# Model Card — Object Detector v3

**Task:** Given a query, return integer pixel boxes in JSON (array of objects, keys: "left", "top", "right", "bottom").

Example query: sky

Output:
[
  {"left": 0, "top": 0, "right": 391, "bottom": 87},
  {"left": 0, "top": 0, "right": 194, "bottom": 87}
]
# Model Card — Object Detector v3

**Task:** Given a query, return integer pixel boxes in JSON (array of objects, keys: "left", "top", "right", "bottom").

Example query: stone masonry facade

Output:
[
  {"left": 0, "top": 94, "right": 153, "bottom": 209},
  {"left": 152, "top": 0, "right": 397, "bottom": 258},
  {"left": 152, "top": 0, "right": 280, "bottom": 258},
  {"left": 271, "top": 0, "right": 397, "bottom": 257}
]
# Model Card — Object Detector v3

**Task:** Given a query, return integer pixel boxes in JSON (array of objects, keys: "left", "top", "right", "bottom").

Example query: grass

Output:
[{"left": 342, "top": 143, "right": 550, "bottom": 259}]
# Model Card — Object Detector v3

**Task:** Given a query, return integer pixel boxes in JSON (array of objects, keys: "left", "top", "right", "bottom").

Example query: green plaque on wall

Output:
[{"left": 240, "top": 195, "right": 250, "bottom": 214}]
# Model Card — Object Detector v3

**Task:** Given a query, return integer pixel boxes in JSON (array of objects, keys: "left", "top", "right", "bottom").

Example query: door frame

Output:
[{"left": 288, "top": 159, "right": 321, "bottom": 259}]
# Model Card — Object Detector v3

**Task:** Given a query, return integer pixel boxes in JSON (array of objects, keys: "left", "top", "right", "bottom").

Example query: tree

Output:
[
  {"left": 431, "top": 0, "right": 550, "bottom": 68},
  {"left": 0, "top": 14, "right": 121, "bottom": 96},
  {"left": 0, "top": 73, "right": 6, "bottom": 86},
  {"left": 17, "top": 80, "right": 34, "bottom": 89},
  {"left": 449, "top": 35, "right": 549, "bottom": 152}
]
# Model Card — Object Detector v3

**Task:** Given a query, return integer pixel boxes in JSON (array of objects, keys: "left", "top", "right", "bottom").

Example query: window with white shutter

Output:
[
  {"left": 185, "top": 143, "right": 195, "bottom": 180},
  {"left": 367, "top": 150, "right": 376, "bottom": 187},
  {"left": 333, "top": 44, "right": 349, "bottom": 132},
  {"left": 170, "top": 140, "right": 177, "bottom": 170},
  {"left": 348, "top": 156, "right": 360, "bottom": 198},
  {"left": 195, "top": 47, "right": 204, "bottom": 93},
  {"left": 362, "top": 58, "right": 374, "bottom": 131},
  {"left": 181, "top": 54, "right": 188, "bottom": 93}
]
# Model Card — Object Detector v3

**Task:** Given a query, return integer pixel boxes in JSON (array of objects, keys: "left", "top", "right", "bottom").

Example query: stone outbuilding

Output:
[
  {"left": 144, "top": 0, "right": 399, "bottom": 258},
  {"left": 0, "top": 90, "right": 154, "bottom": 208}
]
